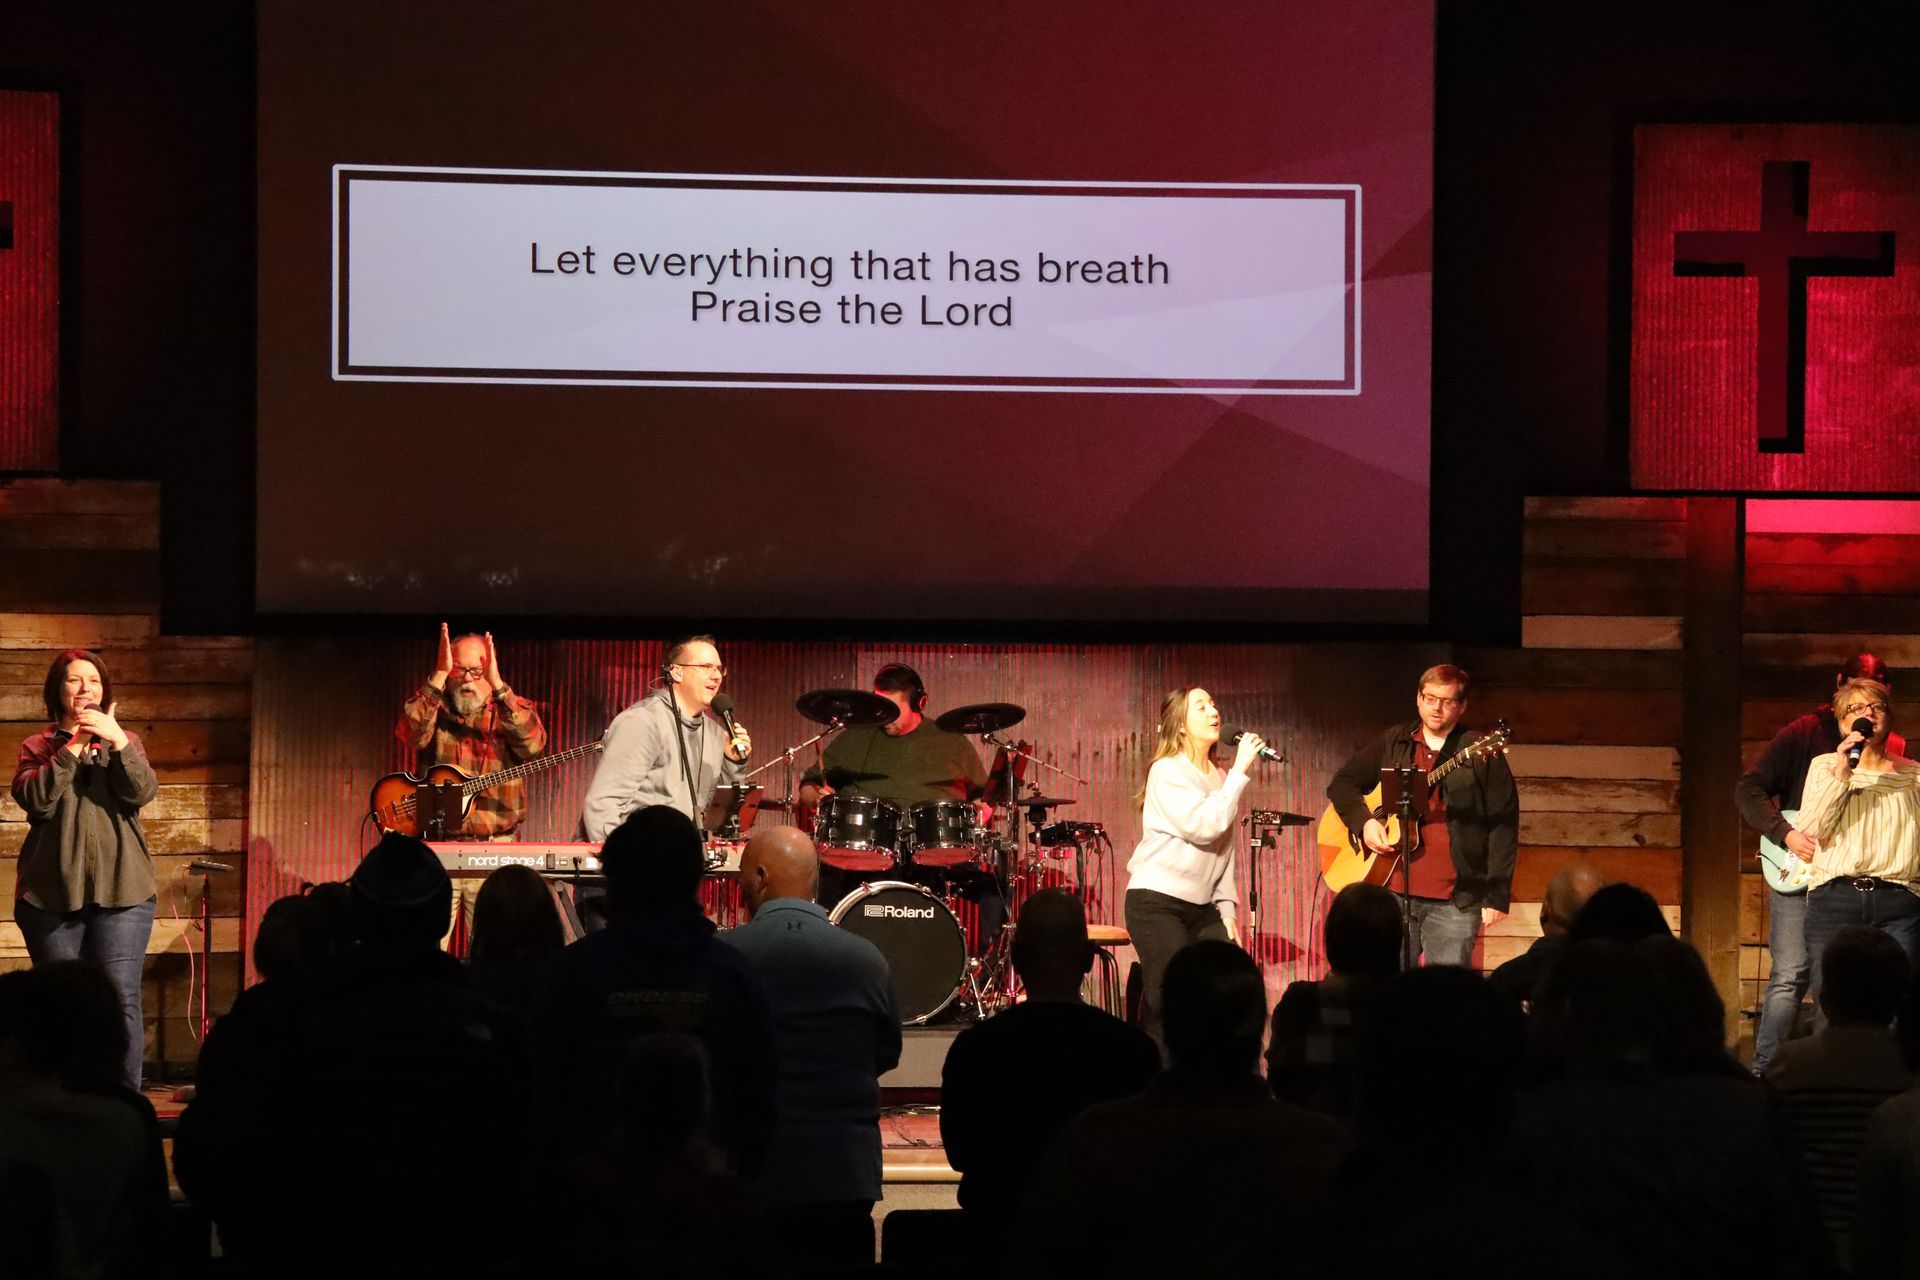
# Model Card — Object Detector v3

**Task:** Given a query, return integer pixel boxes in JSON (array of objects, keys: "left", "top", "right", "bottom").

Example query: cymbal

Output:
[
  {"left": 1015, "top": 795, "right": 1077, "bottom": 810},
  {"left": 935, "top": 702, "right": 1028, "bottom": 735},
  {"left": 794, "top": 688, "right": 900, "bottom": 728}
]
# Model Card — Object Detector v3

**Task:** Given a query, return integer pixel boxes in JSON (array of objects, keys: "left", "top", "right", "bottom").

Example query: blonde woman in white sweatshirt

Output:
[{"left": 1124, "top": 687, "right": 1266, "bottom": 1043}]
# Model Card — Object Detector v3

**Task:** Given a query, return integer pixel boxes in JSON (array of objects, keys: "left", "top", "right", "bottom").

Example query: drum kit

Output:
[{"left": 743, "top": 687, "right": 1102, "bottom": 1024}]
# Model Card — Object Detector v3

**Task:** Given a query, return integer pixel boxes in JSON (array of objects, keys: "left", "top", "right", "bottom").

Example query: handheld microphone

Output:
[
  {"left": 1223, "top": 725, "right": 1286, "bottom": 763},
  {"left": 1847, "top": 715, "right": 1874, "bottom": 767},
  {"left": 712, "top": 692, "right": 749, "bottom": 759}
]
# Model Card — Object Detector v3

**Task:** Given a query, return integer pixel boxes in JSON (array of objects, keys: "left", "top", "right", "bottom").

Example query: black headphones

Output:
[{"left": 875, "top": 662, "right": 928, "bottom": 713}]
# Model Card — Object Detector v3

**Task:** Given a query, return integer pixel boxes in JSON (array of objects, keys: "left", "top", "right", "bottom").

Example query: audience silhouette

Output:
[
  {"left": 531, "top": 805, "right": 778, "bottom": 1178},
  {"left": 467, "top": 862, "right": 567, "bottom": 1018},
  {"left": 1487, "top": 862, "right": 1605, "bottom": 1010},
  {"left": 175, "top": 832, "right": 532, "bottom": 1277},
  {"left": 1267, "top": 881, "right": 1402, "bottom": 1121},
  {"left": 1766, "top": 925, "right": 1912, "bottom": 1269},
  {"left": 942, "top": 888, "right": 1159, "bottom": 1252},
  {"left": 0, "top": 962, "right": 167, "bottom": 1280},
  {"left": 1855, "top": 971, "right": 1920, "bottom": 1279},
  {"left": 724, "top": 824, "right": 901, "bottom": 1267},
  {"left": 1015, "top": 940, "right": 1348, "bottom": 1278},
  {"left": 114, "top": 844, "right": 1910, "bottom": 1280}
]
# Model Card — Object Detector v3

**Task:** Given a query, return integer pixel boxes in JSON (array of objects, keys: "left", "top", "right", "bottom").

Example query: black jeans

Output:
[{"left": 1124, "top": 888, "right": 1228, "bottom": 1046}]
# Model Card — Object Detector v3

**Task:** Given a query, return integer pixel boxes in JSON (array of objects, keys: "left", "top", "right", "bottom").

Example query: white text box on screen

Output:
[{"left": 333, "top": 168, "right": 1360, "bottom": 394}]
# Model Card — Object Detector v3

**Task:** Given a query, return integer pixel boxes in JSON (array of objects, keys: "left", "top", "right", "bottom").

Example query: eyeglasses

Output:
[
  {"left": 1418, "top": 693, "right": 1464, "bottom": 709},
  {"left": 675, "top": 662, "right": 728, "bottom": 677},
  {"left": 1843, "top": 702, "right": 1889, "bottom": 718},
  {"left": 449, "top": 666, "right": 486, "bottom": 681}
]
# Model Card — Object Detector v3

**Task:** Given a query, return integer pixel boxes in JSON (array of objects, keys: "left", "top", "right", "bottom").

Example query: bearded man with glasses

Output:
[
  {"left": 1796, "top": 677, "right": 1920, "bottom": 1017},
  {"left": 398, "top": 623, "right": 549, "bottom": 948}
]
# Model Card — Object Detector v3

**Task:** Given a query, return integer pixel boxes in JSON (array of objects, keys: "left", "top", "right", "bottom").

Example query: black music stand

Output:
[
  {"left": 415, "top": 780, "right": 464, "bottom": 841},
  {"left": 704, "top": 783, "right": 764, "bottom": 839}
]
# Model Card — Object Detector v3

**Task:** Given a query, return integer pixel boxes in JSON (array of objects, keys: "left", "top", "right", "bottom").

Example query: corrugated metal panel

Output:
[
  {"left": 249, "top": 635, "right": 1444, "bottom": 996},
  {"left": 0, "top": 90, "right": 60, "bottom": 471}
]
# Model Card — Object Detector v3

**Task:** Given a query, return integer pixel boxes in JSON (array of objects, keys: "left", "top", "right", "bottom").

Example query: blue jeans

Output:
[
  {"left": 1752, "top": 888, "right": 1809, "bottom": 1072},
  {"left": 1805, "top": 879, "right": 1920, "bottom": 1031},
  {"left": 1401, "top": 896, "right": 1481, "bottom": 968},
  {"left": 15, "top": 897, "right": 156, "bottom": 1089}
]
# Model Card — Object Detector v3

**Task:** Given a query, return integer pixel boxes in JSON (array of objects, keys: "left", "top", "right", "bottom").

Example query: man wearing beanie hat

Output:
[
  {"left": 350, "top": 829, "right": 457, "bottom": 948},
  {"left": 533, "top": 805, "right": 778, "bottom": 1178},
  {"left": 177, "top": 831, "right": 533, "bottom": 1275}
]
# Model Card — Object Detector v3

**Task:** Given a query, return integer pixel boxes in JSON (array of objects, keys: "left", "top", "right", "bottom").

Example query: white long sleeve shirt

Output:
[
  {"left": 1126, "top": 755, "right": 1246, "bottom": 926},
  {"left": 1797, "top": 753, "right": 1920, "bottom": 890}
]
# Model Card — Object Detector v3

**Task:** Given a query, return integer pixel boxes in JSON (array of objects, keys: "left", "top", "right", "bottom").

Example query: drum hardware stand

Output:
[
  {"left": 964, "top": 921, "right": 1021, "bottom": 1018},
  {"left": 744, "top": 716, "right": 848, "bottom": 813},
  {"left": 978, "top": 733, "right": 1088, "bottom": 883}
]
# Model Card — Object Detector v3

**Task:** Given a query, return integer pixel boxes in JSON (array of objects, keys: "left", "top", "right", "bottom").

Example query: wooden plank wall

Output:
[
  {"left": 1464, "top": 496, "right": 1689, "bottom": 972},
  {"left": 0, "top": 479, "right": 251, "bottom": 1069},
  {"left": 1740, "top": 521, "right": 1920, "bottom": 1023}
]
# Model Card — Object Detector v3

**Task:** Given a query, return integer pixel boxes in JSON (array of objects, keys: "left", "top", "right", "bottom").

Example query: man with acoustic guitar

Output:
[
  {"left": 1325, "top": 664, "right": 1518, "bottom": 968},
  {"left": 397, "top": 625, "right": 549, "bottom": 942}
]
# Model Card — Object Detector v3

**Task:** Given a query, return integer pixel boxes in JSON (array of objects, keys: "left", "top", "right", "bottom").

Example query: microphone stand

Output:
[
  {"left": 743, "top": 716, "right": 847, "bottom": 813},
  {"left": 186, "top": 860, "right": 234, "bottom": 1041},
  {"left": 1392, "top": 764, "right": 1418, "bottom": 970},
  {"left": 980, "top": 732, "right": 1090, "bottom": 878}
]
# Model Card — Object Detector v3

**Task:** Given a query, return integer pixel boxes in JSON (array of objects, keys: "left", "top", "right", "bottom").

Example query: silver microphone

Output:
[{"left": 1223, "top": 725, "right": 1286, "bottom": 763}]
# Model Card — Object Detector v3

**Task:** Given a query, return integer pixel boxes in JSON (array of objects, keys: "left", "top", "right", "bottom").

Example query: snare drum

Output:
[
  {"left": 829, "top": 881, "right": 969, "bottom": 1025},
  {"left": 906, "top": 800, "right": 984, "bottom": 867},
  {"left": 812, "top": 794, "right": 902, "bottom": 872}
]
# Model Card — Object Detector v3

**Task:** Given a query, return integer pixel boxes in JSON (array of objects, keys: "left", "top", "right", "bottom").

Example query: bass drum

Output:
[{"left": 829, "top": 881, "right": 969, "bottom": 1025}]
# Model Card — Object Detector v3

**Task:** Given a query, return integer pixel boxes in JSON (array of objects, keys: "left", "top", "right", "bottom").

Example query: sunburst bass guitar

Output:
[
  {"left": 1316, "top": 722, "right": 1512, "bottom": 894},
  {"left": 369, "top": 740, "right": 604, "bottom": 836}
]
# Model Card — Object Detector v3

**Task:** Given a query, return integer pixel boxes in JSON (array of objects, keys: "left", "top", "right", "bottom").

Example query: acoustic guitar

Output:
[
  {"left": 1316, "top": 721, "right": 1512, "bottom": 894},
  {"left": 369, "top": 740, "right": 603, "bottom": 837}
]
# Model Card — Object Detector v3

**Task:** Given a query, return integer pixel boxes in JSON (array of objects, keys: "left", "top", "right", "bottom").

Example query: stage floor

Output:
[{"left": 150, "top": 1087, "right": 960, "bottom": 1196}]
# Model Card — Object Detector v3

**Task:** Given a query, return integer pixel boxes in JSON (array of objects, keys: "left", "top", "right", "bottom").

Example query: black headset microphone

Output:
[
  {"left": 1847, "top": 716, "right": 1874, "bottom": 768},
  {"left": 1223, "top": 724, "right": 1286, "bottom": 763}
]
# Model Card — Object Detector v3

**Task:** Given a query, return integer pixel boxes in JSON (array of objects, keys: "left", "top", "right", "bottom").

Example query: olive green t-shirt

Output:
[{"left": 807, "top": 722, "right": 987, "bottom": 809}]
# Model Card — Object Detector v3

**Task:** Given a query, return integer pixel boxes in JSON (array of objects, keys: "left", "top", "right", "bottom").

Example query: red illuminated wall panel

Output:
[
  {"left": 0, "top": 90, "right": 58, "bottom": 471},
  {"left": 1632, "top": 124, "right": 1920, "bottom": 492}
]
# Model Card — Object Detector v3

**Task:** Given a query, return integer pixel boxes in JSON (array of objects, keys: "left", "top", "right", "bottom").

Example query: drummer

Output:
[{"left": 798, "top": 664, "right": 1001, "bottom": 938}]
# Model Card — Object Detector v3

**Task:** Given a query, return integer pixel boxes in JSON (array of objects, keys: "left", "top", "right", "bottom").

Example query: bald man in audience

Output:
[
  {"left": 1487, "top": 863, "right": 1606, "bottom": 1010},
  {"left": 723, "top": 826, "right": 900, "bottom": 1265}
]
